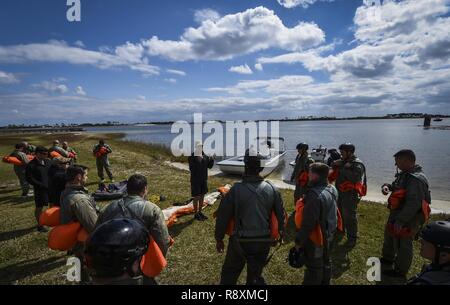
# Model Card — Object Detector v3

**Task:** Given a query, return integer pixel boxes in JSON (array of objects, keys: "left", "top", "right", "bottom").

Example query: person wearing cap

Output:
[
  {"left": 215, "top": 152, "right": 286, "bottom": 285},
  {"left": 85, "top": 218, "right": 150, "bottom": 285},
  {"left": 49, "top": 140, "right": 70, "bottom": 158},
  {"left": 333, "top": 143, "right": 366, "bottom": 248},
  {"left": 25, "top": 146, "right": 52, "bottom": 232},
  {"left": 93, "top": 139, "right": 114, "bottom": 183},
  {"left": 408, "top": 220, "right": 450, "bottom": 285},
  {"left": 9, "top": 143, "right": 32, "bottom": 197},
  {"left": 48, "top": 157, "right": 71, "bottom": 206},
  {"left": 62, "top": 141, "right": 78, "bottom": 162},
  {"left": 21, "top": 141, "right": 36, "bottom": 155},
  {"left": 291, "top": 143, "right": 314, "bottom": 203},
  {"left": 381, "top": 149, "right": 431, "bottom": 279},
  {"left": 188, "top": 142, "right": 214, "bottom": 221}
]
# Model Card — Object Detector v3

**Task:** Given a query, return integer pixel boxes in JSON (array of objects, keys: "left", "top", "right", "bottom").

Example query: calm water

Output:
[{"left": 86, "top": 119, "right": 450, "bottom": 202}]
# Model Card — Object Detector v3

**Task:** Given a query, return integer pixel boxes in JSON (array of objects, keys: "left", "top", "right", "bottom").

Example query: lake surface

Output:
[{"left": 86, "top": 119, "right": 450, "bottom": 203}]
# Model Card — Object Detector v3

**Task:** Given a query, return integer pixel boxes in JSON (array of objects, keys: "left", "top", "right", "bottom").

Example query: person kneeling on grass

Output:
[{"left": 188, "top": 142, "right": 214, "bottom": 221}]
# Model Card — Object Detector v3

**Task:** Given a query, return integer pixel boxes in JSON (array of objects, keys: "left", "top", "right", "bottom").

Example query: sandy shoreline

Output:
[{"left": 164, "top": 161, "right": 450, "bottom": 215}]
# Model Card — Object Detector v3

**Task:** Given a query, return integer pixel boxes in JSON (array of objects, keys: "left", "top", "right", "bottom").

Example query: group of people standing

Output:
[
  {"left": 7, "top": 139, "right": 114, "bottom": 232},
  {"left": 5, "top": 138, "right": 450, "bottom": 285}
]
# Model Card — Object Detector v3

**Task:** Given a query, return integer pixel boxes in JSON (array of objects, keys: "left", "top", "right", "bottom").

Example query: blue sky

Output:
[{"left": 1, "top": 0, "right": 450, "bottom": 124}]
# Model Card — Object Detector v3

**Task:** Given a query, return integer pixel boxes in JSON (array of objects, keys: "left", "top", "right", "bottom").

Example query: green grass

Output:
[{"left": 0, "top": 132, "right": 448, "bottom": 285}]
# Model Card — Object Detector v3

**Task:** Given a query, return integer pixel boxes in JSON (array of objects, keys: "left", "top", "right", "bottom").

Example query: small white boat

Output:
[
  {"left": 290, "top": 145, "right": 328, "bottom": 166},
  {"left": 217, "top": 137, "right": 287, "bottom": 177}
]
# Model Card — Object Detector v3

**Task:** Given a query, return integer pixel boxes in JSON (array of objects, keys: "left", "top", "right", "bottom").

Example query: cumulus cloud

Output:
[
  {"left": 229, "top": 64, "right": 253, "bottom": 75},
  {"left": 0, "top": 70, "right": 20, "bottom": 84},
  {"left": 260, "top": 0, "right": 450, "bottom": 80},
  {"left": 194, "top": 9, "right": 221, "bottom": 23},
  {"left": 277, "top": 0, "right": 334, "bottom": 9},
  {"left": 0, "top": 40, "right": 160, "bottom": 76},
  {"left": 144, "top": 6, "right": 325, "bottom": 61},
  {"left": 75, "top": 86, "right": 86, "bottom": 96},
  {"left": 32, "top": 80, "right": 69, "bottom": 94},
  {"left": 254, "top": 63, "right": 263, "bottom": 71},
  {"left": 74, "top": 40, "right": 85, "bottom": 48}
]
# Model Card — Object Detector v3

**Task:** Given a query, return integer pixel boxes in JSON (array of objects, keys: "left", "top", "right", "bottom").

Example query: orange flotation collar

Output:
[
  {"left": 50, "top": 151, "right": 62, "bottom": 159},
  {"left": 294, "top": 198, "right": 343, "bottom": 247},
  {"left": 140, "top": 236, "right": 174, "bottom": 278},
  {"left": 2, "top": 155, "right": 34, "bottom": 166},
  {"left": 40, "top": 207, "right": 89, "bottom": 251},
  {"left": 338, "top": 181, "right": 367, "bottom": 197},
  {"left": 328, "top": 167, "right": 339, "bottom": 183},
  {"left": 298, "top": 171, "right": 309, "bottom": 187},
  {"left": 388, "top": 188, "right": 431, "bottom": 222},
  {"left": 94, "top": 147, "right": 108, "bottom": 158}
]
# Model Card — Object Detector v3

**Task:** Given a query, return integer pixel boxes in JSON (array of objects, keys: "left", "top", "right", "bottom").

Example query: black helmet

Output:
[
  {"left": 421, "top": 221, "right": 450, "bottom": 250},
  {"left": 296, "top": 143, "right": 309, "bottom": 151},
  {"left": 339, "top": 143, "right": 356, "bottom": 153},
  {"left": 85, "top": 218, "right": 149, "bottom": 278},
  {"left": 288, "top": 247, "right": 306, "bottom": 269}
]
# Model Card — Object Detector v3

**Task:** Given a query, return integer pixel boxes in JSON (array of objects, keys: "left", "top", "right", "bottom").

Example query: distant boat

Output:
[
  {"left": 217, "top": 137, "right": 286, "bottom": 177},
  {"left": 434, "top": 118, "right": 443, "bottom": 122}
]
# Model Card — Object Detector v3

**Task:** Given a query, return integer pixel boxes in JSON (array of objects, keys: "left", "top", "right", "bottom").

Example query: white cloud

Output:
[
  {"left": 74, "top": 40, "right": 85, "bottom": 48},
  {"left": 254, "top": 63, "right": 263, "bottom": 71},
  {"left": 144, "top": 6, "right": 325, "bottom": 61},
  {"left": 32, "top": 80, "right": 69, "bottom": 94},
  {"left": 75, "top": 86, "right": 86, "bottom": 96},
  {"left": 194, "top": 9, "right": 221, "bottom": 24},
  {"left": 137, "top": 95, "right": 146, "bottom": 100},
  {"left": 165, "top": 78, "right": 177, "bottom": 84},
  {"left": 0, "top": 71, "right": 19, "bottom": 84},
  {"left": 166, "top": 69, "right": 186, "bottom": 76},
  {"left": 0, "top": 40, "right": 160, "bottom": 76},
  {"left": 229, "top": 64, "right": 253, "bottom": 75},
  {"left": 277, "top": 0, "right": 334, "bottom": 9},
  {"left": 207, "top": 75, "right": 314, "bottom": 95}
]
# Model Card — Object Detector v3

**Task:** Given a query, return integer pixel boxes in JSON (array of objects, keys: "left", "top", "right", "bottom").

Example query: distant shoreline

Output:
[{"left": 2, "top": 114, "right": 449, "bottom": 129}]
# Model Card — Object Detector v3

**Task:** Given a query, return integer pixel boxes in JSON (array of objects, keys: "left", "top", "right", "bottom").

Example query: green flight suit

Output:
[
  {"left": 382, "top": 165, "right": 430, "bottom": 275},
  {"left": 93, "top": 144, "right": 113, "bottom": 181},
  {"left": 291, "top": 154, "right": 314, "bottom": 203},
  {"left": 335, "top": 156, "right": 365, "bottom": 241},
  {"left": 10, "top": 149, "right": 30, "bottom": 196}
]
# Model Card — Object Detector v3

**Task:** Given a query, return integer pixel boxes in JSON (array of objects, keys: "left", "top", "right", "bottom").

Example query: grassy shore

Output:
[{"left": 0, "top": 132, "right": 448, "bottom": 285}]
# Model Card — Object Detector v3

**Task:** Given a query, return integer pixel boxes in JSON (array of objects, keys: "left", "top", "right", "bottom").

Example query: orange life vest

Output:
[
  {"left": 338, "top": 181, "right": 367, "bottom": 197},
  {"left": 50, "top": 151, "right": 62, "bottom": 159},
  {"left": 328, "top": 167, "right": 339, "bottom": 183},
  {"left": 295, "top": 198, "right": 343, "bottom": 247},
  {"left": 388, "top": 188, "right": 431, "bottom": 222},
  {"left": 48, "top": 222, "right": 89, "bottom": 251},
  {"left": 336, "top": 161, "right": 367, "bottom": 197},
  {"left": 42, "top": 207, "right": 89, "bottom": 251},
  {"left": 39, "top": 207, "right": 61, "bottom": 227},
  {"left": 94, "top": 147, "right": 108, "bottom": 158},
  {"left": 140, "top": 236, "right": 174, "bottom": 278},
  {"left": 298, "top": 171, "right": 309, "bottom": 187},
  {"left": 2, "top": 155, "right": 34, "bottom": 166}
]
